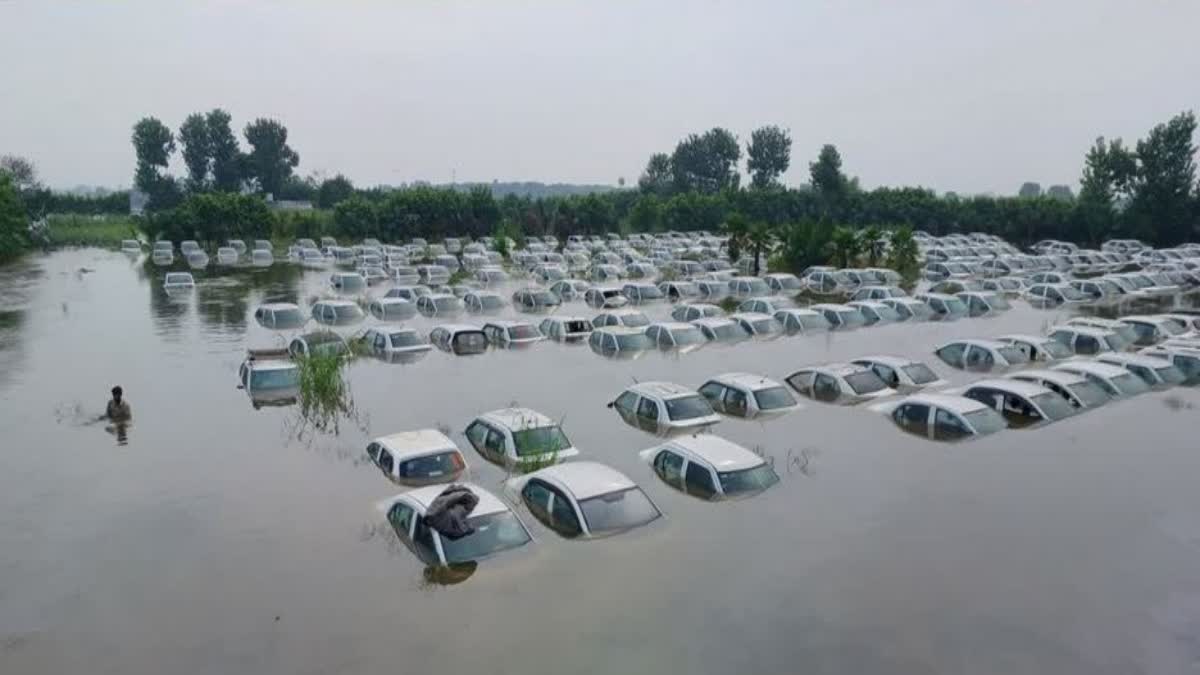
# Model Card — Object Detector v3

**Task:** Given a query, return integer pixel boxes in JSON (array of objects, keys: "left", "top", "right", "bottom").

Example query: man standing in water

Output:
[{"left": 106, "top": 386, "right": 132, "bottom": 422}]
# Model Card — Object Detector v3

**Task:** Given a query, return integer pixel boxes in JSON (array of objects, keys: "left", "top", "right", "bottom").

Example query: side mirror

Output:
[
  {"left": 236, "top": 385, "right": 245, "bottom": 390},
  {"left": 606, "top": 402, "right": 615, "bottom": 409}
]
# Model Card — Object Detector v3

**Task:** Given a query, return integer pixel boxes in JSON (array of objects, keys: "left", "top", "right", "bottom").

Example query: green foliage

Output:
[
  {"left": 717, "top": 296, "right": 741, "bottom": 314},
  {"left": 144, "top": 192, "right": 273, "bottom": 245},
  {"left": 638, "top": 153, "right": 674, "bottom": 196},
  {"left": 885, "top": 226, "right": 920, "bottom": 284},
  {"left": 825, "top": 225, "right": 862, "bottom": 268},
  {"left": 628, "top": 194, "right": 662, "bottom": 232},
  {"left": 747, "top": 125, "right": 792, "bottom": 189},
  {"left": 179, "top": 113, "right": 212, "bottom": 192},
  {"left": 809, "top": 144, "right": 848, "bottom": 212},
  {"left": 0, "top": 175, "right": 30, "bottom": 262},
  {"left": 777, "top": 220, "right": 833, "bottom": 273},
  {"left": 317, "top": 174, "right": 355, "bottom": 209},
  {"left": 206, "top": 109, "right": 243, "bottom": 192},
  {"left": 43, "top": 215, "right": 140, "bottom": 248},
  {"left": 0, "top": 155, "right": 40, "bottom": 192},
  {"left": 858, "top": 226, "right": 884, "bottom": 266},
  {"left": 1126, "top": 111, "right": 1197, "bottom": 245},
  {"left": 671, "top": 128, "right": 741, "bottom": 194},
  {"left": 243, "top": 118, "right": 299, "bottom": 197},
  {"left": 723, "top": 213, "right": 776, "bottom": 276},
  {"left": 294, "top": 351, "right": 355, "bottom": 435},
  {"left": 494, "top": 218, "right": 523, "bottom": 256},
  {"left": 131, "top": 117, "right": 181, "bottom": 211}
]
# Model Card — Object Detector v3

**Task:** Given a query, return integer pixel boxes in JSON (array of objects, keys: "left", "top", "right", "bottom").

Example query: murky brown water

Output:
[{"left": 3, "top": 249, "right": 1200, "bottom": 674}]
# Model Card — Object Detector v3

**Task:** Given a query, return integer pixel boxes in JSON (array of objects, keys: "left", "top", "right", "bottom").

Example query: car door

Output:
[
  {"left": 698, "top": 382, "right": 727, "bottom": 413},
  {"left": 932, "top": 408, "right": 972, "bottom": 441},
  {"left": 812, "top": 373, "right": 841, "bottom": 403},
  {"left": 723, "top": 387, "right": 749, "bottom": 417},
  {"left": 635, "top": 396, "right": 660, "bottom": 432},
  {"left": 683, "top": 461, "right": 719, "bottom": 499},
  {"left": 964, "top": 346, "right": 995, "bottom": 372},
  {"left": 387, "top": 502, "right": 417, "bottom": 544},
  {"left": 545, "top": 484, "right": 584, "bottom": 538},
  {"left": 937, "top": 342, "right": 966, "bottom": 368},
  {"left": 653, "top": 450, "right": 685, "bottom": 489},
  {"left": 786, "top": 371, "right": 815, "bottom": 396},
  {"left": 520, "top": 479, "right": 555, "bottom": 529},
  {"left": 868, "top": 363, "right": 900, "bottom": 388},
  {"left": 893, "top": 403, "right": 931, "bottom": 438}
]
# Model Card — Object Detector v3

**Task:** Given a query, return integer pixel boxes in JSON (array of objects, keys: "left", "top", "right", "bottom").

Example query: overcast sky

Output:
[{"left": 2, "top": 1, "right": 1198, "bottom": 193}]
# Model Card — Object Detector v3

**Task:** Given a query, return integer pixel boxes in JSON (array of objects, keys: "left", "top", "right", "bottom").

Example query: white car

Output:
[
  {"left": 329, "top": 272, "right": 366, "bottom": 294},
  {"left": 810, "top": 303, "right": 867, "bottom": 329},
  {"left": 589, "top": 326, "right": 654, "bottom": 359},
  {"left": 464, "top": 408, "right": 579, "bottom": 466},
  {"left": 367, "top": 297, "right": 417, "bottom": 322},
  {"left": 698, "top": 373, "right": 801, "bottom": 419},
  {"left": 850, "top": 285, "right": 907, "bottom": 301},
  {"left": 1096, "top": 353, "right": 1187, "bottom": 389},
  {"left": 784, "top": 363, "right": 892, "bottom": 404},
  {"left": 955, "top": 378, "right": 1079, "bottom": 428},
  {"left": 416, "top": 293, "right": 465, "bottom": 317},
  {"left": 506, "top": 462, "right": 662, "bottom": 539},
  {"left": 548, "top": 279, "right": 590, "bottom": 301},
  {"left": 238, "top": 349, "right": 300, "bottom": 394},
  {"left": 914, "top": 293, "right": 969, "bottom": 319},
  {"left": 584, "top": 286, "right": 629, "bottom": 309},
  {"left": 622, "top": 282, "right": 665, "bottom": 304},
  {"left": 254, "top": 302, "right": 305, "bottom": 330},
  {"left": 288, "top": 331, "right": 349, "bottom": 358},
  {"left": 1046, "top": 325, "right": 1130, "bottom": 356},
  {"left": 996, "top": 334, "right": 1074, "bottom": 362},
  {"left": 417, "top": 264, "right": 451, "bottom": 286},
  {"left": 482, "top": 320, "right": 545, "bottom": 347},
  {"left": 163, "top": 272, "right": 195, "bottom": 291},
  {"left": 878, "top": 393, "right": 1008, "bottom": 442},
  {"left": 737, "top": 296, "right": 794, "bottom": 316},
  {"left": 880, "top": 297, "right": 935, "bottom": 321},
  {"left": 429, "top": 324, "right": 488, "bottom": 355},
  {"left": 359, "top": 327, "right": 432, "bottom": 356},
  {"left": 728, "top": 312, "right": 782, "bottom": 338},
  {"left": 121, "top": 239, "right": 142, "bottom": 255},
  {"left": 692, "top": 317, "right": 749, "bottom": 343},
  {"left": 773, "top": 309, "right": 831, "bottom": 334},
  {"left": 592, "top": 308, "right": 649, "bottom": 328},
  {"left": 728, "top": 276, "right": 772, "bottom": 298},
  {"left": 671, "top": 303, "right": 725, "bottom": 322},
  {"left": 845, "top": 300, "right": 901, "bottom": 325},
  {"left": 644, "top": 322, "right": 707, "bottom": 353},
  {"left": 250, "top": 249, "right": 273, "bottom": 267},
  {"left": 1051, "top": 360, "right": 1151, "bottom": 398},
  {"left": 934, "top": 339, "right": 1029, "bottom": 372},
  {"left": 609, "top": 381, "right": 721, "bottom": 435},
  {"left": 216, "top": 246, "right": 238, "bottom": 265},
  {"left": 311, "top": 299, "right": 365, "bottom": 326},
  {"left": 538, "top": 316, "right": 593, "bottom": 342},
  {"left": 1138, "top": 344, "right": 1200, "bottom": 384},
  {"left": 1118, "top": 315, "right": 1188, "bottom": 347},
  {"left": 367, "top": 430, "right": 467, "bottom": 485},
  {"left": 638, "top": 435, "right": 779, "bottom": 500},
  {"left": 1063, "top": 317, "right": 1139, "bottom": 346},
  {"left": 379, "top": 483, "right": 533, "bottom": 566},
  {"left": 850, "top": 356, "right": 946, "bottom": 392},
  {"left": 1007, "top": 369, "right": 1112, "bottom": 410},
  {"left": 763, "top": 273, "right": 803, "bottom": 293},
  {"left": 462, "top": 291, "right": 506, "bottom": 314},
  {"left": 957, "top": 291, "right": 1011, "bottom": 316}
]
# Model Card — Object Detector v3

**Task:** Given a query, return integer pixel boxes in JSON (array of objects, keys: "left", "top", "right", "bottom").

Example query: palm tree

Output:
[
  {"left": 859, "top": 226, "right": 884, "bottom": 266},
  {"left": 825, "top": 226, "right": 862, "bottom": 268},
  {"left": 886, "top": 226, "right": 920, "bottom": 283},
  {"left": 723, "top": 215, "right": 776, "bottom": 275}
]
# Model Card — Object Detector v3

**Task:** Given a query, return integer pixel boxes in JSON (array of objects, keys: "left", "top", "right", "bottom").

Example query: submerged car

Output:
[
  {"left": 416, "top": 293, "right": 465, "bottom": 317},
  {"left": 1096, "top": 353, "right": 1187, "bottom": 389},
  {"left": 811, "top": 303, "right": 867, "bottom": 329},
  {"left": 692, "top": 317, "right": 749, "bottom": 344},
  {"left": 329, "top": 272, "right": 366, "bottom": 294},
  {"left": 163, "top": 272, "right": 195, "bottom": 291},
  {"left": 538, "top": 316, "right": 593, "bottom": 342},
  {"left": 1052, "top": 360, "right": 1151, "bottom": 398},
  {"left": 638, "top": 435, "right": 779, "bottom": 500},
  {"left": 513, "top": 288, "right": 562, "bottom": 312},
  {"left": 506, "top": 462, "right": 662, "bottom": 539},
  {"left": 254, "top": 302, "right": 306, "bottom": 330},
  {"left": 429, "top": 324, "right": 489, "bottom": 355},
  {"left": 1139, "top": 344, "right": 1200, "bottom": 384},
  {"left": 996, "top": 334, "right": 1074, "bottom": 362},
  {"left": 773, "top": 309, "right": 832, "bottom": 334},
  {"left": 915, "top": 293, "right": 969, "bottom": 319},
  {"left": 845, "top": 301, "right": 901, "bottom": 326},
  {"left": 728, "top": 312, "right": 782, "bottom": 339},
  {"left": 785, "top": 363, "right": 892, "bottom": 405},
  {"left": 482, "top": 320, "right": 545, "bottom": 347},
  {"left": 288, "top": 331, "right": 350, "bottom": 358},
  {"left": 934, "top": 339, "right": 1029, "bottom": 372},
  {"left": 1118, "top": 315, "right": 1188, "bottom": 346},
  {"left": 880, "top": 393, "right": 1008, "bottom": 442},
  {"left": 359, "top": 327, "right": 432, "bottom": 356},
  {"left": 1046, "top": 325, "right": 1130, "bottom": 356},
  {"left": 957, "top": 379, "right": 1078, "bottom": 428},
  {"left": 644, "top": 322, "right": 707, "bottom": 353},
  {"left": 671, "top": 303, "right": 725, "bottom": 323},
  {"left": 850, "top": 356, "right": 946, "bottom": 392},
  {"left": 368, "top": 297, "right": 418, "bottom": 322},
  {"left": 764, "top": 273, "right": 803, "bottom": 293},
  {"left": 379, "top": 483, "right": 533, "bottom": 566},
  {"left": 238, "top": 349, "right": 301, "bottom": 393},
  {"left": 589, "top": 326, "right": 654, "bottom": 359},
  {"left": 462, "top": 291, "right": 506, "bottom": 314},
  {"left": 368, "top": 430, "right": 467, "bottom": 486},
  {"left": 584, "top": 286, "right": 629, "bottom": 309},
  {"left": 1007, "top": 369, "right": 1112, "bottom": 410},
  {"left": 880, "top": 297, "right": 935, "bottom": 321},
  {"left": 609, "top": 381, "right": 721, "bottom": 435},
  {"left": 591, "top": 308, "right": 650, "bottom": 328},
  {"left": 698, "top": 373, "right": 801, "bottom": 419},
  {"left": 465, "top": 408, "right": 579, "bottom": 467},
  {"left": 312, "top": 299, "right": 365, "bottom": 326}
]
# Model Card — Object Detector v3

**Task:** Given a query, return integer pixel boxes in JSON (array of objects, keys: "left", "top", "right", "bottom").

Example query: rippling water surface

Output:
[{"left": 2, "top": 249, "right": 1200, "bottom": 674}]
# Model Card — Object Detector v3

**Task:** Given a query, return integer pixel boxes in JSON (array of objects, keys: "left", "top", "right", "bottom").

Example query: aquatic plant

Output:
[{"left": 294, "top": 350, "right": 356, "bottom": 434}]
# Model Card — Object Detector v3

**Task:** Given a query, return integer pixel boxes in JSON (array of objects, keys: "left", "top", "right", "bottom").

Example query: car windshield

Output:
[
  {"left": 1031, "top": 392, "right": 1077, "bottom": 421},
  {"left": 799, "top": 315, "right": 831, "bottom": 331},
  {"left": 901, "top": 363, "right": 940, "bottom": 385},
  {"left": 672, "top": 327, "right": 706, "bottom": 346},
  {"left": 439, "top": 511, "right": 531, "bottom": 564},
  {"left": 636, "top": 286, "right": 664, "bottom": 299},
  {"left": 479, "top": 296, "right": 504, "bottom": 309},
  {"left": 998, "top": 346, "right": 1028, "bottom": 364},
  {"left": 398, "top": 451, "right": 464, "bottom": 479},
  {"left": 390, "top": 332, "right": 424, "bottom": 347},
  {"left": 615, "top": 332, "right": 653, "bottom": 350},
  {"left": 509, "top": 325, "right": 540, "bottom": 340},
  {"left": 1040, "top": 340, "right": 1073, "bottom": 359},
  {"left": 1103, "top": 333, "right": 1130, "bottom": 352},
  {"left": 749, "top": 319, "right": 779, "bottom": 334},
  {"left": 1060, "top": 286, "right": 1088, "bottom": 301},
  {"left": 1109, "top": 371, "right": 1151, "bottom": 396},
  {"left": 753, "top": 386, "right": 797, "bottom": 410},
  {"left": 718, "top": 464, "right": 780, "bottom": 495},
  {"left": 451, "top": 332, "right": 488, "bottom": 354},
  {"left": 578, "top": 487, "right": 661, "bottom": 534},
  {"left": 270, "top": 308, "right": 304, "bottom": 327},
  {"left": 664, "top": 395, "right": 714, "bottom": 421},
  {"left": 844, "top": 371, "right": 887, "bottom": 395},
  {"left": 962, "top": 408, "right": 1007, "bottom": 436},
  {"left": 943, "top": 298, "right": 968, "bottom": 315},
  {"left": 619, "top": 313, "right": 649, "bottom": 328},
  {"left": 838, "top": 310, "right": 865, "bottom": 327},
  {"left": 334, "top": 304, "right": 362, "bottom": 319},
  {"left": 987, "top": 294, "right": 1011, "bottom": 309},
  {"left": 512, "top": 425, "right": 571, "bottom": 456},
  {"left": 1067, "top": 380, "right": 1112, "bottom": 407},
  {"left": 744, "top": 280, "right": 770, "bottom": 295},
  {"left": 433, "top": 297, "right": 460, "bottom": 311},
  {"left": 340, "top": 276, "right": 365, "bottom": 289},
  {"left": 1155, "top": 364, "right": 1187, "bottom": 385},
  {"left": 531, "top": 292, "right": 559, "bottom": 304},
  {"left": 250, "top": 366, "right": 300, "bottom": 389}
]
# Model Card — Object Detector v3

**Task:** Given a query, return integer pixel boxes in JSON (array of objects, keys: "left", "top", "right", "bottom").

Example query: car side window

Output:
[
  {"left": 938, "top": 343, "right": 965, "bottom": 366},
  {"left": 388, "top": 502, "right": 416, "bottom": 539},
  {"left": 521, "top": 479, "right": 553, "bottom": 522},
  {"left": 1049, "top": 331, "right": 1072, "bottom": 347},
  {"left": 636, "top": 397, "right": 659, "bottom": 420},
  {"left": 614, "top": 391, "right": 639, "bottom": 414},
  {"left": 871, "top": 364, "right": 899, "bottom": 387},
  {"left": 484, "top": 429, "right": 506, "bottom": 457},
  {"left": 724, "top": 388, "right": 749, "bottom": 416},
  {"left": 813, "top": 374, "right": 840, "bottom": 402},
  {"left": 684, "top": 462, "right": 718, "bottom": 499},
  {"left": 411, "top": 519, "right": 439, "bottom": 564},
  {"left": 933, "top": 409, "right": 970, "bottom": 441},
  {"left": 547, "top": 486, "right": 583, "bottom": 537},
  {"left": 698, "top": 382, "right": 725, "bottom": 406},
  {"left": 965, "top": 347, "right": 994, "bottom": 371},
  {"left": 893, "top": 403, "right": 931, "bottom": 435},
  {"left": 787, "top": 371, "right": 815, "bottom": 392},
  {"left": 465, "top": 422, "right": 487, "bottom": 451},
  {"left": 377, "top": 449, "right": 394, "bottom": 475},
  {"left": 654, "top": 450, "right": 684, "bottom": 486},
  {"left": 1075, "top": 335, "right": 1100, "bottom": 355}
]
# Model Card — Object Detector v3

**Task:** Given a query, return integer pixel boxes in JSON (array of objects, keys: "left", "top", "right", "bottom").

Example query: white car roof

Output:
[
  {"left": 434, "top": 323, "right": 483, "bottom": 334},
  {"left": 602, "top": 308, "right": 646, "bottom": 317},
  {"left": 1097, "top": 353, "right": 1172, "bottom": 368},
  {"left": 853, "top": 354, "right": 921, "bottom": 368},
  {"left": 662, "top": 434, "right": 763, "bottom": 472},
  {"left": 651, "top": 321, "right": 700, "bottom": 332},
  {"left": 375, "top": 429, "right": 458, "bottom": 461},
  {"left": 478, "top": 407, "right": 557, "bottom": 431},
  {"left": 594, "top": 326, "right": 646, "bottom": 336},
  {"left": 999, "top": 333, "right": 1055, "bottom": 344},
  {"left": 895, "top": 393, "right": 988, "bottom": 415},
  {"left": 965, "top": 378, "right": 1052, "bottom": 397},
  {"left": 315, "top": 299, "right": 357, "bottom": 308},
  {"left": 260, "top": 302, "right": 298, "bottom": 311},
  {"left": 810, "top": 303, "right": 855, "bottom": 311},
  {"left": 692, "top": 317, "right": 738, "bottom": 328},
  {"left": 728, "top": 312, "right": 772, "bottom": 322},
  {"left": 1048, "top": 324, "right": 1116, "bottom": 337},
  {"left": 1052, "top": 361, "right": 1130, "bottom": 378},
  {"left": 395, "top": 482, "right": 509, "bottom": 517},
  {"left": 546, "top": 315, "right": 591, "bottom": 324},
  {"left": 1009, "top": 369, "right": 1086, "bottom": 386},
  {"left": 628, "top": 381, "right": 699, "bottom": 400},
  {"left": 796, "top": 362, "right": 872, "bottom": 378},
  {"left": 847, "top": 300, "right": 889, "bottom": 309},
  {"left": 765, "top": 273, "right": 798, "bottom": 280},
  {"left": 526, "top": 461, "right": 636, "bottom": 500},
  {"left": 374, "top": 297, "right": 411, "bottom": 305},
  {"left": 1119, "top": 315, "right": 1172, "bottom": 325},
  {"left": 245, "top": 359, "right": 297, "bottom": 372},
  {"left": 776, "top": 308, "right": 822, "bottom": 316},
  {"left": 708, "top": 372, "right": 784, "bottom": 392},
  {"left": 484, "top": 320, "right": 533, "bottom": 329},
  {"left": 680, "top": 302, "right": 721, "bottom": 311}
]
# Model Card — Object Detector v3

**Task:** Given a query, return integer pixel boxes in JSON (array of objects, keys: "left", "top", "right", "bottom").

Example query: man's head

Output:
[{"left": 111, "top": 386, "right": 123, "bottom": 402}]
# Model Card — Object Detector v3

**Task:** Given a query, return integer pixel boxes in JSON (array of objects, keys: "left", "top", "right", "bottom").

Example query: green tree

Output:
[
  {"left": 178, "top": 113, "right": 211, "bottom": 192},
  {"left": 1018, "top": 182, "right": 1042, "bottom": 198},
  {"left": 207, "top": 109, "right": 242, "bottom": 192},
  {"left": 317, "top": 174, "right": 354, "bottom": 209},
  {"left": 858, "top": 225, "right": 885, "bottom": 266},
  {"left": 671, "top": 128, "right": 741, "bottom": 194},
  {"left": 0, "top": 174, "right": 30, "bottom": 262},
  {"left": 885, "top": 226, "right": 920, "bottom": 284},
  {"left": 0, "top": 155, "right": 40, "bottom": 192},
  {"left": 746, "top": 125, "right": 791, "bottom": 189},
  {"left": 825, "top": 225, "right": 861, "bottom": 268},
  {"left": 243, "top": 118, "right": 299, "bottom": 197},
  {"left": 131, "top": 116, "right": 181, "bottom": 210},
  {"left": 638, "top": 153, "right": 674, "bottom": 196},
  {"left": 724, "top": 213, "right": 776, "bottom": 276},
  {"left": 777, "top": 219, "right": 833, "bottom": 273},
  {"left": 628, "top": 194, "right": 662, "bottom": 232},
  {"left": 810, "top": 144, "right": 848, "bottom": 213},
  {"left": 332, "top": 195, "right": 379, "bottom": 241},
  {"left": 1128, "top": 111, "right": 1197, "bottom": 244}
]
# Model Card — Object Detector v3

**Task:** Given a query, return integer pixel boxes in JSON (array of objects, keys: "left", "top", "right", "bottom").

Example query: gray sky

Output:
[{"left": 2, "top": 1, "right": 1198, "bottom": 193}]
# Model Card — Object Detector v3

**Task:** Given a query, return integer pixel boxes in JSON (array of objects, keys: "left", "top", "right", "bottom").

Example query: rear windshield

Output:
[
  {"left": 398, "top": 451, "right": 464, "bottom": 479},
  {"left": 439, "top": 512, "right": 530, "bottom": 564},
  {"left": 901, "top": 363, "right": 940, "bottom": 385},
  {"left": 563, "top": 320, "right": 591, "bottom": 334},
  {"left": 512, "top": 426, "right": 571, "bottom": 456},
  {"left": 1070, "top": 380, "right": 1112, "bottom": 408},
  {"left": 1111, "top": 372, "right": 1151, "bottom": 396},
  {"left": 451, "top": 332, "right": 488, "bottom": 354},
  {"left": 615, "top": 332, "right": 653, "bottom": 350},
  {"left": 664, "top": 395, "right": 714, "bottom": 421},
  {"left": 708, "top": 323, "right": 743, "bottom": 341},
  {"left": 753, "top": 386, "right": 797, "bottom": 410},
  {"left": 578, "top": 488, "right": 661, "bottom": 535},
  {"left": 390, "top": 332, "right": 424, "bottom": 347},
  {"left": 844, "top": 371, "right": 888, "bottom": 395},
  {"left": 250, "top": 367, "right": 300, "bottom": 389},
  {"left": 943, "top": 298, "right": 968, "bottom": 316},
  {"left": 718, "top": 464, "right": 780, "bottom": 495},
  {"left": 508, "top": 325, "right": 540, "bottom": 340},
  {"left": 620, "top": 313, "right": 650, "bottom": 328}
]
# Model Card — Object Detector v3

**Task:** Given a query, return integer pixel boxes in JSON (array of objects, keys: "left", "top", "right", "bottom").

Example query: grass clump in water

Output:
[{"left": 295, "top": 350, "right": 356, "bottom": 434}]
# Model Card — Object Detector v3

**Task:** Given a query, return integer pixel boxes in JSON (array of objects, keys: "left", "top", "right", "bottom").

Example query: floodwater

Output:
[{"left": 3, "top": 249, "right": 1200, "bottom": 675}]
